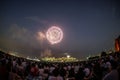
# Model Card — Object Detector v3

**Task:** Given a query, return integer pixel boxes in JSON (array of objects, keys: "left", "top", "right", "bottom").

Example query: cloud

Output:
[
  {"left": 10, "top": 24, "right": 28, "bottom": 40},
  {"left": 9, "top": 24, "right": 41, "bottom": 47},
  {"left": 0, "top": 23, "right": 45, "bottom": 56},
  {"left": 25, "top": 16, "right": 48, "bottom": 24}
]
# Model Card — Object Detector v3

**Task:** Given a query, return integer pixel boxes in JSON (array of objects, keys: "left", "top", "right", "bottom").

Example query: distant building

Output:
[{"left": 115, "top": 36, "right": 120, "bottom": 52}]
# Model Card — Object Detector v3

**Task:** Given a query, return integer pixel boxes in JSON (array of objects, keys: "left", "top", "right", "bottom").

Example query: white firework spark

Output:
[{"left": 46, "top": 26, "right": 63, "bottom": 44}]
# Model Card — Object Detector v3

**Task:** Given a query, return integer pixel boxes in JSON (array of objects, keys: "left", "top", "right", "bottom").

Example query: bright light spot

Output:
[
  {"left": 46, "top": 26, "right": 63, "bottom": 44},
  {"left": 67, "top": 55, "right": 70, "bottom": 58}
]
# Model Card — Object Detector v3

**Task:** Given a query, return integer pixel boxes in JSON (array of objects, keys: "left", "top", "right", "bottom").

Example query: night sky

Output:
[{"left": 0, "top": 0, "right": 120, "bottom": 59}]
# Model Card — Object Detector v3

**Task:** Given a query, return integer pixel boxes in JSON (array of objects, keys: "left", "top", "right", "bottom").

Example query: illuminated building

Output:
[{"left": 115, "top": 36, "right": 120, "bottom": 52}]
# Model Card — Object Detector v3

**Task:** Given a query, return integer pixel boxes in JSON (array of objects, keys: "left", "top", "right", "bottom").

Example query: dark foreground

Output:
[{"left": 0, "top": 51, "right": 120, "bottom": 80}]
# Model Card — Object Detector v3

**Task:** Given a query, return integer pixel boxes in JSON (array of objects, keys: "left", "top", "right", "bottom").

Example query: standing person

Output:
[
  {"left": 103, "top": 60, "right": 119, "bottom": 80},
  {"left": 48, "top": 67, "right": 63, "bottom": 80},
  {"left": 75, "top": 67, "right": 85, "bottom": 80},
  {"left": 0, "top": 59, "right": 9, "bottom": 80}
]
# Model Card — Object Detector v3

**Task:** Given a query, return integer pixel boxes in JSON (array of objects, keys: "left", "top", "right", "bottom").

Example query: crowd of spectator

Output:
[{"left": 0, "top": 51, "right": 120, "bottom": 80}]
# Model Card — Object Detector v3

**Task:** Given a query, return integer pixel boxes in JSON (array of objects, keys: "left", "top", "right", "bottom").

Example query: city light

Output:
[{"left": 67, "top": 55, "right": 70, "bottom": 58}]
